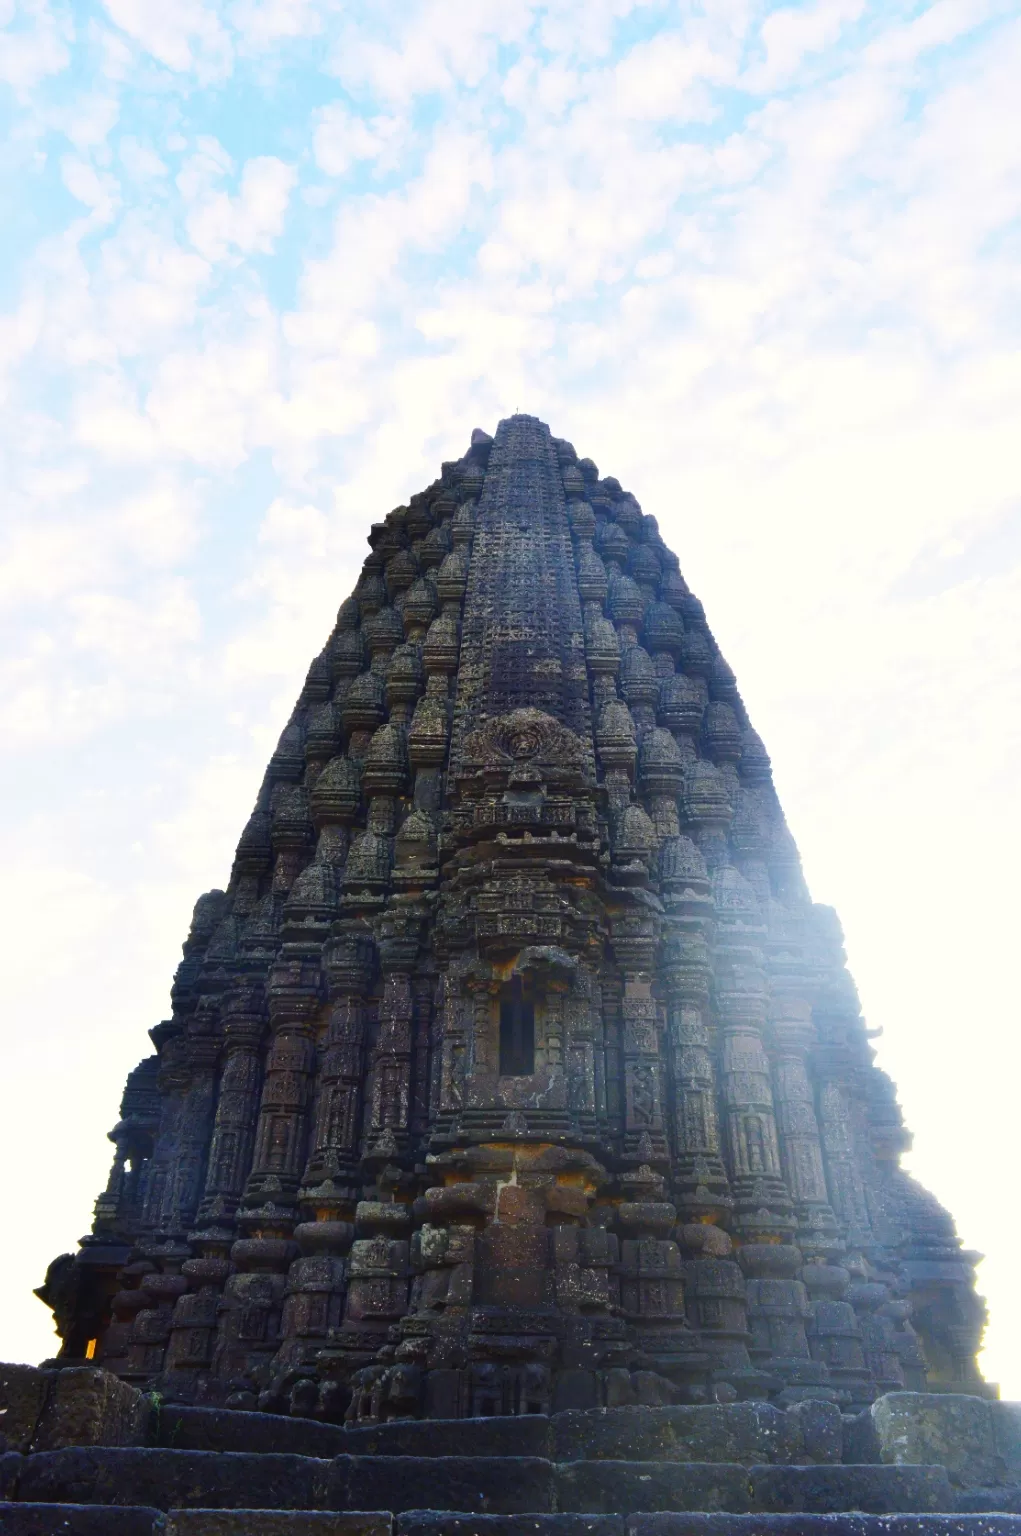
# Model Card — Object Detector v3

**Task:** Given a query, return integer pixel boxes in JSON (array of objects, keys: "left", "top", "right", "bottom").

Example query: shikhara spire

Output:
[{"left": 39, "top": 415, "right": 986, "bottom": 1421}]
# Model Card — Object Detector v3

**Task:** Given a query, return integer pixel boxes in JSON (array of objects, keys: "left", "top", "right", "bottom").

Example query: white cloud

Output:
[
  {"left": 40, "top": 90, "right": 122, "bottom": 149},
  {"left": 329, "top": 0, "right": 534, "bottom": 105},
  {"left": 101, "top": 0, "right": 232, "bottom": 78},
  {"left": 68, "top": 581, "right": 201, "bottom": 660},
  {"left": 73, "top": 373, "right": 158, "bottom": 459},
  {"left": 184, "top": 155, "right": 297, "bottom": 261},
  {"left": 286, "top": 127, "right": 493, "bottom": 356},
  {"left": 95, "top": 217, "right": 211, "bottom": 348},
  {"left": 60, "top": 155, "right": 119, "bottom": 222},
  {"left": 0, "top": 859, "right": 123, "bottom": 1065},
  {"left": 229, "top": 0, "right": 323, "bottom": 50},
  {"left": 175, "top": 135, "right": 233, "bottom": 200},
  {"left": 221, "top": 495, "right": 361, "bottom": 685},
  {"left": 746, "top": 0, "right": 867, "bottom": 91},
  {"left": 116, "top": 483, "right": 199, "bottom": 564},
  {"left": 610, "top": 32, "right": 737, "bottom": 119},
  {"left": 312, "top": 101, "right": 404, "bottom": 176},
  {"left": 119, "top": 136, "right": 169, "bottom": 178},
  {"left": 0, "top": 521, "right": 104, "bottom": 609},
  {"left": 0, "top": 0, "right": 72, "bottom": 91},
  {"left": 143, "top": 326, "right": 279, "bottom": 466},
  {"left": 866, "top": 0, "right": 1001, "bottom": 68}
]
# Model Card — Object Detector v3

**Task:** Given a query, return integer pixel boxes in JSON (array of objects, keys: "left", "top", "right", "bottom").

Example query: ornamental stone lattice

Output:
[{"left": 36, "top": 414, "right": 988, "bottom": 1432}]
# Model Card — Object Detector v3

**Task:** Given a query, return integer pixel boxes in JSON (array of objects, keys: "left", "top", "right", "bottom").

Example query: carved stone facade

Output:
[{"left": 39, "top": 415, "right": 988, "bottom": 1421}]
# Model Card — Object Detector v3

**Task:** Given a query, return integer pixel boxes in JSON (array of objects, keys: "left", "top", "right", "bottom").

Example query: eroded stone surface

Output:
[
  {"left": 993, "top": 1403, "right": 1021, "bottom": 1484},
  {"left": 343, "top": 1419, "right": 552, "bottom": 1459},
  {"left": 333, "top": 1456, "right": 555, "bottom": 1515},
  {"left": 398, "top": 1519, "right": 621, "bottom": 1536},
  {"left": 32, "top": 1371, "right": 147, "bottom": 1454},
  {"left": 0, "top": 1371, "right": 52, "bottom": 1457},
  {"left": 748, "top": 1464, "right": 953, "bottom": 1514},
  {"left": 165, "top": 1515, "right": 390, "bottom": 1536},
  {"left": 871, "top": 1397, "right": 1003, "bottom": 1489},
  {"left": 17, "top": 1449, "right": 332, "bottom": 1512},
  {"left": 0, "top": 1506, "right": 162, "bottom": 1535},
  {"left": 0, "top": 1457, "right": 22, "bottom": 1502},
  {"left": 555, "top": 1461, "right": 750, "bottom": 1514},
  {"left": 625, "top": 1519, "right": 1021, "bottom": 1536},
  {"left": 552, "top": 1406, "right": 803, "bottom": 1467},
  {"left": 154, "top": 1408, "right": 347, "bottom": 1459}
]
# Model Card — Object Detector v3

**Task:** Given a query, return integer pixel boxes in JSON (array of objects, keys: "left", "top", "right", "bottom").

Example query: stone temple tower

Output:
[{"left": 39, "top": 414, "right": 988, "bottom": 1424}]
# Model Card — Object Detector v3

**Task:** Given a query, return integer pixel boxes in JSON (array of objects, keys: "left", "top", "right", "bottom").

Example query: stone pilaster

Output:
[
  {"left": 197, "top": 985, "right": 265, "bottom": 1230},
  {"left": 765, "top": 900, "right": 841, "bottom": 1253},
  {"left": 301, "top": 927, "right": 374, "bottom": 1199},
  {"left": 243, "top": 942, "right": 324, "bottom": 1226},
  {"left": 611, "top": 907, "right": 668, "bottom": 1166},
  {"left": 712, "top": 865, "right": 795, "bottom": 1242},
  {"left": 660, "top": 837, "right": 732, "bottom": 1222}
]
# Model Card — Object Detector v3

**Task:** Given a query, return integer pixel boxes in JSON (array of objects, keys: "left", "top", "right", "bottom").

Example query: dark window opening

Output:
[{"left": 499, "top": 976, "right": 535, "bottom": 1076}]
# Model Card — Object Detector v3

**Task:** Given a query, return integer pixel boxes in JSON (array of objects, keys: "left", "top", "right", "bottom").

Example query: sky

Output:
[{"left": 1, "top": 0, "right": 1019, "bottom": 1392}]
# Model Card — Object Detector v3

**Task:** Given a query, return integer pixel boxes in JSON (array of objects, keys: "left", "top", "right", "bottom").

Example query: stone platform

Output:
[{"left": 2, "top": 1367, "right": 1021, "bottom": 1534}]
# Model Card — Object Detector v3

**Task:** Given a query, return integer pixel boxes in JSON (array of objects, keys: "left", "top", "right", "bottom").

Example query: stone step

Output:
[
  {"left": 0, "top": 1505, "right": 160, "bottom": 1535},
  {"left": 550, "top": 1405, "right": 840, "bottom": 1466},
  {"left": 337, "top": 1457, "right": 555, "bottom": 1514},
  {"left": 8, "top": 1449, "right": 556, "bottom": 1515},
  {"left": 1, "top": 1447, "right": 974, "bottom": 1519},
  {"left": 155, "top": 1404, "right": 838, "bottom": 1469},
  {"left": 156, "top": 1411, "right": 550, "bottom": 1462},
  {"left": 404, "top": 1521, "right": 1021, "bottom": 1536},
  {"left": 164, "top": 1516, "right": 389, "bottom": 1536},
  {"left": 342, "top": 1418, "right": 552, "bottom": 1460},
  {"left": 156, "top": 1410, "right": 350, "bottom": 1460},
  {"left": 749, "top": 1466, "right": 953, "bottom": 1516},
  {"left": 556, "top": 1462, "right": 749, "bottom": 1514},
  {"left": 555, "top": 1463, "right": 953, "bottom": 1516},
  {"left": 13, "top": 1450, "right": 335, "bottom": 1512},
  {"left": 4, "top": 1509, "right": 1021, "bottom": 1536}
]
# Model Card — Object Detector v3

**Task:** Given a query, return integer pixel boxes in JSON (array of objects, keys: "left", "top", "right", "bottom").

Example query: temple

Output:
[{"left": 37, "top": 413, "right": 988, "bottom": 1426}]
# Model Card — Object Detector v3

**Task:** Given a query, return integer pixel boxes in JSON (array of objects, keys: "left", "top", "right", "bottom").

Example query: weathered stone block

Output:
[
  {"left": 992, "top": 1401, "right": 1021, "bottom": 1484},
  {"left": 842, "top": 1410, "right": 881, "bottom": 1465},
  {"left": 344, "top": 1418, "right": 552, "bottom": 1459},
  {"left": 555, "top": 1461, "right": 750, "bottom": 1514},
  {"left": 551, "top": 1373, "right": 599, "bottom": 1415},
  {"left": 155, "top": 1408, "right": 348, "bottom": 1459},
  {"left": 955, "top": 1485, "right": 1021, "bottom": 1513},
  {"left": 165, "top": 1514, "right": 391, "bottom": 1536},
  {"left": 32, "top": 1370, "right": 147, "bottom": 1453},
  {"left": 628, "top": 1519, "right": 810, "bottom": 1536},
  {"left": 334, "top": 1456, "right": 555, "bottom": 1515},
  {"left": 749, "top": 1463, "right": 953, "bottom": 1513},
  {"left": 0, "top": 1368, "right": 54, "bottom": 1454},
  {"left": 0, "top": 1504, "right": 161, "bottom": 1535},
  {"left": 552, "top": 1406, "right": 801, "bottom": 1466},
  {"left": 627, "top": 1518, "right": 1021, "bottom": 1535},
  {"left": 626, "top": 1518, "right": 776, "bottom": 1536},
  {"left": 785, "top": 1401, "right": 842, "bottom": 1464},
  {"left": 0, "top": 1455, "right": 23, "bottom": 1501},
  {"left": 398, "top": 1517, "right": 622, "bottom": 1536},
  {"left": 871, "top": 1395, "right": 1001, "bottom": 1489},
  {"left": 17, "top": 1449, "right": 332, "bottom": 1511}
]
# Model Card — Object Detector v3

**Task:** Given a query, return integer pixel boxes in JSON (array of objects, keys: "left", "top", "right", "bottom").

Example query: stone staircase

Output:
[{"left": 3, "top": 1367, "right": 1021, "bottom": 1534}]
